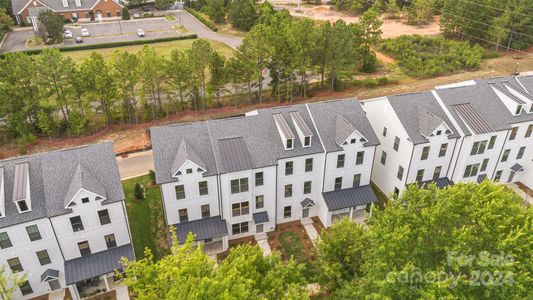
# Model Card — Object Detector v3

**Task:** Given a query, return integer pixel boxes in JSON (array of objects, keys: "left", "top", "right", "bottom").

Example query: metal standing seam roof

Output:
[
  {"left": 218, "top": 137, "right": 253, "bottom": 173},
  {"left": 300, "top": 198, "right": 315, "bottom": 208},
  {"left": 40, "top": 269, "right": 59, "bottom": 282},
  {"left": 12, "top": 162, "right": 29, "bottom": 202},
  {"left": 171, "top": 215, "right": 228, "bottom": 242},
  {"left": 511, "top": 163, "right": 524, "bottom": 173},
  {"left": 252, "top": 211, "right": 269, "bottom": 224},
  {"left": 452, "top": 103, "right": 494, "bottom": 135},
  {"left": 289, "top": 111, "right": 313, "bottom": 136},
  {"left": 503, "top": 81, "right": 533, "bottom": 99},
  {"left": 322, "top": 185, "right": 378, "bottom": 211},
  {"left": 64, "top": 244, "right": 134, "bottom": 285},
  {"left": 273, "top": 113, "right": 296, "bottom": 139},
  {"left": 416, "top": 177, "right": 454, "bottom": 189},
  {"left": 171, "top": 139, "right": 207, "bottom": 175}
]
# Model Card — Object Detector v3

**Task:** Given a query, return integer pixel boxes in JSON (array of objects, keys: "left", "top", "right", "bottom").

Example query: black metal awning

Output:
[
  {"left": 253, "top": 211, "right": 269, "bottom": 224},
  {"left": 322, "top": 185, "right": 377, "bottom": 211},
  {"left": 171, "top": 215, "right": 228, "bottom": 243}
]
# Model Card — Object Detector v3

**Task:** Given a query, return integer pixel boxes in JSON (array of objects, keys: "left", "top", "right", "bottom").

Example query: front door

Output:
[
  {"left": 508, "top": 171, "right": 515, "bottom": 183},
  {"left": 256, "top": 224, "right": 263, "bottom": 233},
  {"left": 49, "top": 279, "right": 61, "bottom": 291},
  {"left": 302, "top": 208, "right": 309, "bottom": 218}
]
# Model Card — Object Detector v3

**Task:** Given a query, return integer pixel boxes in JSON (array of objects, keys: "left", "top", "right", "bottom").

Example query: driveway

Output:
[{"left": 0, "top": 28, "right": 33, "bottom": 53}]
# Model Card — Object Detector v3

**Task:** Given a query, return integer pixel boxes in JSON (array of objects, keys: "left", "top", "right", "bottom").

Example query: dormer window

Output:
[
  {"left": 186, "top": 168, "right": 193, "bottom": 174},
  {"left": 274, "top": 114, "right": 296, "bottom": 151},
  {"left": 304, "top": 136, "right": 311, "bottom": 147},
  {"left": 62, "top": 0, "right": 68, "bottom": 7},
  {"left": 515, "top": 105, "right": 522, "bottom": 115},
  {"left": 286, "top": 139, "right": 294, "bottom": 150},
  {"left": 17, "top": 200, "right": 29, "bottom": 213},
  {"left": 81, "top": 197, "right": 89, "bottom": 204},
  {"left": 436, "top": 130, "right": 442, "bottom": 135}
]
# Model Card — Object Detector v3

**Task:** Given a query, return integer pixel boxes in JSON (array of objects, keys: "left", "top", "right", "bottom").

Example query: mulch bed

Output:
[
  {"left": 216, "top": 235, "right": 257, "bottom": 261},
  {"left": 311, "top": 216, "right": 326, "bottom": 235},
  {"left": 267, "top": 221, "right": 316, "bottom": 262}
]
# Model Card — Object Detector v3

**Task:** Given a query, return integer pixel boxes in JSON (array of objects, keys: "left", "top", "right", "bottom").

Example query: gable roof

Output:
[
  {"left": 334, "top": 114, "right": 357, "bottom": 146},
  {"left": 12, "top": 0, "right": 122, "bottom": 15},
  {"left": 0, "top": 142, "right": 124, "bottom": 229},
  {"left": 387, "top": 92, "right": 460, "bottom": 144},
  {"left": 64, "top": 163, "right": 107, "bottom": 208},
  {"left": 171, "top": 139, "right": 206, "bottom": 175},
  {"left": 289, "top": 111, "right": 313, "bottom": 136}
]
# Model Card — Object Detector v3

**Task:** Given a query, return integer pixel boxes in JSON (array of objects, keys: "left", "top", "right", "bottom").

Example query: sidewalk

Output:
[
  {"left": 301, "top": 218, "right": 320, "bottom": 246},
  {"left": 255, "top": 233, "right": 272, "bottom": 256}
]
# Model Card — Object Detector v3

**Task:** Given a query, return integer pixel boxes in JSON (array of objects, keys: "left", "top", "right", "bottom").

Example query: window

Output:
[
  {"left": 393, "top": 137, "right": 400, "bottom": 151},
  {"left": 98, "top": 209, "right": 111, "bottom": 225},
  {"left": 526, "top": 124, "right": 533, "bottom": 138},
  {"left": 106, "top": 11, "right": 111, "bottom": 17},
  {"left": 285, "top": 161, "right": 294, "bottom": 175},
  {"left": 175, "top": 185, "right": 186, "bottom": 200},
  {"left": 436, "top": 130, "right": 442, "bottom": 136},
  {"left": 439, "top": 143, "right": 448, "bottom": 157},
  {"left": 494, "top": 170, "right": 503, "bottom": 181},
  {"left": 25, "top": 225, "right": 41, "bottom": 241},
  {"left": 421, "top": 146, "right": 430, "bottom": 160},
  {"left": 356, "top": 151, "right": 364, "bottom": 165},
  {"left": 304, "top": 136, "right": 311, "bottom": 147},
  {"left": 78, "top": 241, "right": 91, "bottom": 257},
  {"left": 231, "top": 178, "right": 249, "bottom": 194},
  {"left": 201, "top": 205, "right": 210, "bottom": 218},
  {"left": 509, "top": 127, "right": 518, "bottom": 140},
  {"left": 382, "top": 127, "right": 387, "bottom": 137},
  {"left": 305, "top": 158, "right": 313, "bottom": 172},
  {"left": 353, "top": 174, "right": 361, "bottom": 187},
  {"left": 397, "top": 166, "right": 404, "bottom": 180},
  {"left": 350, "top": 138, "right": 356, "bottom": 144},
  {"left": 255, "top": 172, "right": 264, "bottom": 186},
  {"left": 179, "top": 209, "right": 188, "bottom": 222},
  {"left": 515, "top": 105, "right": 522, "bottom": 115},
  {"left": 17, "top": 200, "right": 29, "bottom": 212},
  {"left": 255, "top": 195, "right": 264, "bottom": 209},
  {"left": 70, "top": 216, "right": 84, "bottom": 232},
  {"left": 105, "top": 234, "right": 117, "bottom": 249},
  {"left": 337, "top": 154, "right": 345, "bottom": 168},
  {"left": 488, "top": 136, "right": 497, "bottom": 149},
  {"left": 480, "top": 158, "right": 489, "bottom": 172},
  {"left": 85, "top": 12, "right": 90, "bottom": 18},
  {"left": 470, "top": 141, "right": 487, "bottom": 155},
  {"left": 380, "top": 151, "right": 387, "bottom": 165},
  {"left": 286, "top": 139, "right": 293, "bottom": 149},
  {"left": 232, "top": 202, "right": 249, "bottom": 217},
  {"left": 186, "top": 168, "right": 193, "bottom": 174},
  {"left": 501, "top": 149, "right": 510, "bottom": 162},
  {"left": 334, "top": 177, "right": 343, "bottom": 190},
  {"left": 36, "top": 250, "right": 51, "bottom": 265},
  {"left": 416, "top": 169, "right": 425, "bottom": 182},
  {"left": 283, "top": 206, "right": 292, "bottom": 218},
  {"left": 232, "top": 222, "right": 249, "bottom": 234},
  {"left": 7, "top": 257, "right": 23, "bottom": 272},
  {"left": 0, "top": 232, "right": 12, "bottom": 249},
  {"left": 433, "top": 166, "right": 442, "bottom": 180},
  {"left": 463, "top": 164, "right": 480, "bottom": 178},
  {"left": 517, "top": 146, "right": 526, "bottom": 159},
  {"left": 116, "top": 11, "right": 121, "bottom": 17},
  {"left": 284, "top": 184, "right": 293, "bottom": 198},
  {"left": 304, "top": 181, "right": 312, "bottom": 194},
  {"left": 198, "top": 181, "right": 208, "bottom": 196},
  {"left": 81, "top": 197, "right": 89, "bottom": 204},
  {"left": 19, "top": 281, "right": 33, "bottom": 296}
]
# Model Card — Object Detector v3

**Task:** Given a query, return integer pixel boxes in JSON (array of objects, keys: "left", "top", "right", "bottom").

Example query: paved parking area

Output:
[{"left": 66, "top": 18, "right": 175, "bottom": 37}]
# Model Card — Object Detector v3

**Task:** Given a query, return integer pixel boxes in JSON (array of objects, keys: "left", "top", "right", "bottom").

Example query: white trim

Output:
[{"left": 64, "top": 188, "right": 107, "bottom": 209}]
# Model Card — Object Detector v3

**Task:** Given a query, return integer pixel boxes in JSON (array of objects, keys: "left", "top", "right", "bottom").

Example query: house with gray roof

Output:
[
  {"left": 0, "top": 142, "right": 134, "bottom": 300},
  {"left": 151, "top": 98, "right": 381, "bottom": 251}
]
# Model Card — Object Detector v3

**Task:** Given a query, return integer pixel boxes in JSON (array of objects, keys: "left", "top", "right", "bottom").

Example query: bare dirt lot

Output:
[{"left": 279, "top": 4, "right": 441, "bottom": 38}]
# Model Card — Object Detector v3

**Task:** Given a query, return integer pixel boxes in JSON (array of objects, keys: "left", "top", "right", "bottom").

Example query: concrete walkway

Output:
[
  {"left": 115, "top": 285, "right": 130, "bottom": 300},
  {"left": 255, "top": 233, "right": 271, "bottom": 256},
  {"left": 301, "top": 218, "right": 320, "bottom": 246}
]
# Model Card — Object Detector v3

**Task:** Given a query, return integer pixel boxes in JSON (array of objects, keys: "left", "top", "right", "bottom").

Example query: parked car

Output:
[
  {"left": 137, "top": 29, "right": 145, "bottom": 37},
  {"left": 133, "top": 13, "right": 140, "bottom": 18},
  {"left": 75, "top": 36, "right": 83, "bottom": 43},
  {"left": 81, "top": 28, "right": 90, "bottom": 37},
  {"left": 142, "top": 5, "right": 150, "bottom": 11},
  {"left": 64, "top": 30, "right": 73, "bottom": 38}
]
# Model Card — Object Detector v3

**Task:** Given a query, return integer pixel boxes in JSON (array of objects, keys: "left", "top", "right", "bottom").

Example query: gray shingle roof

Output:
[
  {"left": 218, "top": 137, "right": 253, "bottom": 173},
  {"left": 452, "top": 103, "right": 494, "bottom": 135},
  {"left": 334, "top": 114, "right": 356, "bottom": 146},
  {"left": 171, "top": 139, "right": 206, "bottom": 175},
  {"left": 517, "top": 75, "right": 533, "bottom": 94},
  {"left": 388, "top": 92, "right": 460, "bottom": 144},
  {"left": 253, "top": 211, "right": 269, "bottom": 224},
  {"left": 308, "top": 99, "right": 380, "bottom": 152},
  {"left": 64, "top": 244, "right": 134, "bottom": 285},
  {"left": 171, "top": 216, "right": 228, "bottom": 242},
  {"left": 12, "top": 0, "right": 122, "bottom": 15},
  {"left": 63, "top": 163, "right": 107, "bottom": 208},
  {"left": 289, "top": 111, "right": 312, "bottom": 136},
  {"left": 0, "top": 142, "right": 125, "bottom": 229},
  {"left": 416, "top": 177, "right": 454, "bottom": 189},
  {"left": 40, "top": 269, "right": 59, "bottom": 282},
  {"left": 322, "top": 185, "right": 377, "bottom": 211}
]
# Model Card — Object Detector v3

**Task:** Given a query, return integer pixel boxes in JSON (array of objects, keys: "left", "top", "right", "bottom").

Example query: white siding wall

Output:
[
  {"left": 276, "top": 153, "right": 324, "bottom": 224},
  {"left": 493, "top": 121, "right": 533, "bottom": 183},
  {"left": 322, "top": 144, "right": 375, "bottom": 192},
  {"left": 51, "top": 190, "right": 130, "bottom": 260},
  {"left": 0, "top": 218, "right": 65, "bottom": 299}
]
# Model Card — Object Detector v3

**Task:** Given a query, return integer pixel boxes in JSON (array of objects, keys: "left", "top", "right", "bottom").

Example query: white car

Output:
[
  {"left": 64, "top": 30, "right": 72, "bottom": 38},
  {"left": 137, "top": 29, "right": 145, "bottom": 37},
  {"left": 81, "top": 28, "right": 90, "bottom": 37}
]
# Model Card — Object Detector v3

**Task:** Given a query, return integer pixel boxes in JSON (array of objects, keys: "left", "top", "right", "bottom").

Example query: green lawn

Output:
[
  {"left": 123, "top": 174, "right": 167, "bottom": 260},
  {"left": 278, "top": 231, "right": 305, "bottom": 259},
  {"left": 64, "top": 38, "right": 235, "bottom": 61}
]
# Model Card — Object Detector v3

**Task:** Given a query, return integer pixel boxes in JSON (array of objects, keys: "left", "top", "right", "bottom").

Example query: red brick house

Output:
[{"left": 12, "top": 0, "right": 124, "bottom": 25}]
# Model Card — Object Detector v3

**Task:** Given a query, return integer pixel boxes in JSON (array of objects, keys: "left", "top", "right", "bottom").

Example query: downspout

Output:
[
  {"left": 274, "top": 165, "right": 278, "bottom": 228},
  {"left": 48, "top": 218, "right": 66, "bottom": 261},
  {"left": 404, "top": 142, "right": 416, "bottom": 188},
  {"left": 120, "top": 201, "right": 135, "bottom": 259}
]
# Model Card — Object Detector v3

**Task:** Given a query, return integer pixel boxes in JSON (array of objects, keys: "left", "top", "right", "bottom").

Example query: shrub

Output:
[
  {"left": 122, "top": 7, "right": 131, "bottom": 20},
  {"left": 134, "top": 183, "right": 146, "bottom": 200},
  {"left": 185, "top": 8, "right": 218, "bottom": 31},
  {"left": 148, "top": 170, "right": 156, "bottom": 185}
]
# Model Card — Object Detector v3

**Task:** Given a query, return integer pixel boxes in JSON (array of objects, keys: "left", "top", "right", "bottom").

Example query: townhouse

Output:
[
  {"left": 0, "top": 142, "right": 134, "bottom": 300},
  {"left": 150, "top": 100, "right": 381, "bottom": 253}
]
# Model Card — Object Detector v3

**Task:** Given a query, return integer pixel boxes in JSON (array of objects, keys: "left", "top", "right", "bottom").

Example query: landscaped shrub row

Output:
[
  {"left": 185, "top": 8, "right": 218, "bottom": 32},
  {"left": 0, "top": 34, "right": 197, "bottom": 57},
  {"left": 380, "top": 35, "right": 485, "bottom": 77}
]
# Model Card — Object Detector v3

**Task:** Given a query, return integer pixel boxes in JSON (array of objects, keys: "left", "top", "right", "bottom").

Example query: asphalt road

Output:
[
  {"left": 175, "top": 10, "right": 242, "bottom": 49},
  {"left": 117, "top": 150, "right": 154, "bottom": 180},
  {"left": 0, "top": 29, "right": 33, "bottom": 52}
]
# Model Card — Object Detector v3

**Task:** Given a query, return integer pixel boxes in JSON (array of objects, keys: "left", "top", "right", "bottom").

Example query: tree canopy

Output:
[{"left": 37, "top": 10, "right": 64, "bottom": 43}]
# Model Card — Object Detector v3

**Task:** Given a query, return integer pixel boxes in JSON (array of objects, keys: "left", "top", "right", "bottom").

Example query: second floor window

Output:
[
  {"left": 356, "top": 151, "right": 364, "bottom": 165},
  {"left": 78, "top": 241, "right": 91, "bottom": 257},
  {"left": 337, "top": 154, "right": 345, "bottom": 168},
  {"left": 517, "top": 146, "right": 526, "bottom": 159},
  {"left": 488, "top": 136, "right": 497, "bottom": 149},
  {"left": 232, "top": 202, "right": 249, "bottom": 217},
  {"left": 305, "top": 158, "right": 313, "bottom": 172},
  {"left": 501, "top": 149, "right": 510, "bottom": 162},
  {"left": 198, "top": 181, "right": 209, "bottom": 196},
  {"left": 175, "top": 185, "right": 186, "bottom": 200},
  {"left": 304, "top": 181, "right": 312, "bottom": 194},
  {"left": 421, "top": 146, "right": 430, "bottom": 160},
  {"left": 334, "top": 177, "right": 343, "bottom": 190},
  {"left": 201, "top": 205, "right": 210, "bottom": 218},
  {"left": 8, "top": 257, "right": 23, "bottom": 272},
  {"left": 397, "top": 166, "right": 404, "bottom": 181},
  {"left": 433, "top": 166, "right": 442, "bottom": 180},
  {"left": 231, "top": 178, "right": 249, "bottom": 194},
  {"left": 416, "top": 169, "right": 425, "bottom": 182},
  {"left": 439, "top": 143, "right": 448, "bottom": 157},
  {"left": 70, "top": 216, "right": 84, "bottom": 232},
  {"left": 382, "top": 127, "right": 387, "bottom": 137},
  {"left": 284, "top": 184, "right": 293, "bottom": 198},
  {"left": 480, "top": 158, "right": 489, "bottom": 172},
  {"left": 26, "top": 225, "right": 41, "bottom": 242},
  {"left": 463, "top": 164, "right": 480, "bottom": 178},
  {"left": 0, "top": 232, "right": 12, "bottom": 249},
  {"left": 255, "top": 195, "right": 264, "bottom": 209},
  {"left": 470, "top": 140, "right": 487, "bottom": 156},
  {"left": 285, "top": 161, "right": 294, "bottom": 175},
  {"left": 393, "top": 137, "right": 400, "bottom": 151},
  {"left": 36, "top": 250, "right": 51, "bottom": 265},
  {"left": 526, "top": 124, "right": 533, "bottom": 138},
  {"left": 353, "top": 174, "right": 361, "bottom": 187},
  {"left": 255, "top": 172, "right": 264, "bottom": 186},
  {"left": 509, "top": 127, "right": 518, "bottom": 140},
  {"left": 98, "top": 209, "right": 111, "bottom": 225},
  {"left": 105, "top": 234, "right": 117, "bottom": 249},
  {"left": 179, "top": 209, "right": 188, "bottom": 222}
]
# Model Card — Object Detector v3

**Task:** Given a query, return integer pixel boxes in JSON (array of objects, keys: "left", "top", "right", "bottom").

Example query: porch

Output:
[
  {"left": 171, "top": 215, "right": 230, "bottom": 255},
  {"left": 321, "top": 184, "right": 378, "bottom": 227}
]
